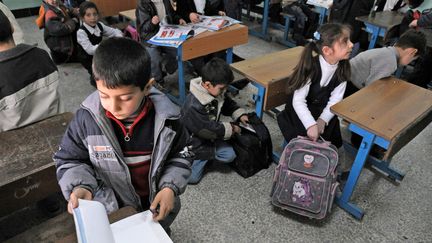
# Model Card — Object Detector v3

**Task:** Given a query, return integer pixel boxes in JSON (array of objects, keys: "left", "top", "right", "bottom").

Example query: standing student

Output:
[
  {"left": 54, "top": 38, "right": 192, "bottom": 233},
  {"left": 77, "top": 1, "right": 123, "bottom": 87},
  {"left": 42, "top": 0, "right": 80, "bottom": 64},
  {"left": 277, "top": 23, "right": 353, "bottom": 148},
  {"left": 136, "top": 0, "right": 186, "bottom": 84}
]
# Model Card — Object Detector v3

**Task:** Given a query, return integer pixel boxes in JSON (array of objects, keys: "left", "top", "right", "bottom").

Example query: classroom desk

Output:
[
  {"left": 115, "top": 10, "right": 248, "bottom": 104},
  {"left": 6, "top": 207, "right": 137, "bottom": 243},
  {"left": 356, "top": 11, "right": 404, "bottom": 50},
  {"left": 119, "top": 9, "right": 136, "bottom": 27},
  {"left": 248, "top": 0, "right": 271, "bottom": 40},
  {"left": 230, "top": 46, "right": 304, "bottom": 118},
  {"left": 172, "top": 24, "right": 249, "bottom": 104},
  {"left": 0, "top": 113, "right": 73, "bottom": 217},
  {"left": 331, "top": 78, "right": 432, "bottom": 219}
]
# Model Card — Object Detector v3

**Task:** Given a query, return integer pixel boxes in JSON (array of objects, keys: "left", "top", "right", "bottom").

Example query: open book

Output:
[
  {"left": 194, "top": 15, "right": 241, "bottom": 31},
  {"left": 306, "top": 0, "right": 333, "bottom": 8},
  {"left": 73, "top": 199, "right": 172, "bottom": 243}
]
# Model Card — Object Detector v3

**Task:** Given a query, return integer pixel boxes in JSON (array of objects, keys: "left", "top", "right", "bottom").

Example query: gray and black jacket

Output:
[
  {"left": 0, "top": 44, "right": 62, "bottom": 132},
  {"left": 54, "top": 88, "right": 192, "bottom": 213},
  {"left": 180, "top": 77, "right": 246, "bottom": 160},
  {"left": 136, "top": 0, "right": 182, "bottom": 43}
]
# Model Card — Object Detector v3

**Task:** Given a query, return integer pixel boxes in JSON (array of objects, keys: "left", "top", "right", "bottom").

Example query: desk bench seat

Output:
[{"left": 0, "top": 113, "right": 73, "bottom": 217}]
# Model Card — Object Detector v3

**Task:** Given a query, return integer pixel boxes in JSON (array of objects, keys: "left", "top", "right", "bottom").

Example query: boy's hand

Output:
[
  {"left": 68, "top": 187, "right": 92, "bottom": 214},
  {"left": 307, "top": 124, "right": 319, "bottom": 141},
  {"left": 152, "top": 15, "right": 160, "bottom": 25},
  {"left": 150, "top": 187, "right": 175, "bottom": 221},
  {"left": 189, "top": 13, "right": 200, "bottom": 23},
  {"left": 232, "top": 124, "right": 241, "bottom": 134},
  {"left": 218, "top": 11, "right": 226, "bottom": 16},
  {"left": 316, "top": 118, "right": 326, "bottom": 135},
  {"left": 239, "top": 115, "right": 249, "bottom": 125},
  {"left": 409, "top": 19, "right": 418, "bottom": 28},
  {"left": 179, "top": 19, "right": 187, "bottom": 25}
]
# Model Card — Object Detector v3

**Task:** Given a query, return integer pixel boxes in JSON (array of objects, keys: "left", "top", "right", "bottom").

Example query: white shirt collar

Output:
[{"left": 319, "top": 55, "right": 338, "bottom": 71}]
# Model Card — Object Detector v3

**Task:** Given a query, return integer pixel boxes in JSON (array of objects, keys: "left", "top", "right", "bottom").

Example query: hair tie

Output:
[{"left": 313, "top": 31, "right": 321, "bottom": 41}]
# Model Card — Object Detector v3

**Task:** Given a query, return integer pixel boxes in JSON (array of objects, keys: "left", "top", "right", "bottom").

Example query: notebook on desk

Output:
[{"left": 73, "top": 199, "right": 172, "bottom": 243}]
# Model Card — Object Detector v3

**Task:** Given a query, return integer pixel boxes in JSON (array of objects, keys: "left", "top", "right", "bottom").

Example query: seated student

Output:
[
  {"left": 77, "top": 1, "right": 123, "bottom": 87},
  {"left": 42, "top": 0, "right": 80, "bottom": 64},
  {"left": 409, "top": 10, "right": 432, "bottom": 27},
  {"left": 180, "top": 58, "right": 248, "bottom": 184},
  {"left": 176, "top": 0, "right": 225, "bottom": 24},
  {"left": 347, "top": 29, "right": 426, "bottom": 95},
  {"left": 136, "top": 0, "right": 186, "bottom": 85},
  {"left": 0, "top": 2, "right": 24, "bottom": 44},
  {"left": 0, "top": 11, "right": 62, "bottom": 132},
  {"left": 277, "top": 23, "right": 353, "bottom": 148},
  {"left": 176, "top": 0, "right": 227, "bottom": 76},
  {"left": 54, "top": 37, "right": 192, "bottom": 233}
]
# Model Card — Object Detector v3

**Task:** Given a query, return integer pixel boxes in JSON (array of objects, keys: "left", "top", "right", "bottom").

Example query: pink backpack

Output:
[
  {"left": 271, "top": 137, "right": 339, "bottom": 219},
  {"left": 123, "top": 25, "right": 140, "bottom": 42}
]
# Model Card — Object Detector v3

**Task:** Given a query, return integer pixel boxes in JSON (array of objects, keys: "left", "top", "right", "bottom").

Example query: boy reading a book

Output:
[
  {"left": 180, "top": 57, "right": 248, "bottom": 184},
  {"left": 54, "top": 38, "right": 192, "bottom": 232}
]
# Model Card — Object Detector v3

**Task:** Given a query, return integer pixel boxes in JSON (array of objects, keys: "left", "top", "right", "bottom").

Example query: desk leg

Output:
[
  {"left": 226, "top": 48, "right": 233, "bottom": 64},
  {"left": 251, "top": 82, "right": 266, "bottom": 118},
  {"left": 368, "top": 26, "right": 380, "bottom": 50},
  {"left": 167, "top": 47, "right": 186, "bottom": 105},
  {"left": 248, "top": 0, "right": 271, "bottom": 41},
  {"left": 318, "top": 7, "right": 327, "bottom": 25},
  {"left": 335, "top": 124, "right": 376, "bottom": 219}
]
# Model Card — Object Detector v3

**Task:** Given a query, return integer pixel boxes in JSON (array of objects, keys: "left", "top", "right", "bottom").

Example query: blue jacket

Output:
[{"left": 54, "top": 88, "right": 192, "bottom": 213}]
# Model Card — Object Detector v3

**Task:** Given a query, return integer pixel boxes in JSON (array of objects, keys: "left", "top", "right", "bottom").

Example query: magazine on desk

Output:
[
  {"left": 306, "top": 0, "right": 333, "bottom": 8},
  {"left": 194, "top": 15, "right": 241, "bottom": 31},
  {"left": 147, "top": 24, "right": 207, "bottom": 47},
  {"left": 73, "top": 199, "right": 172, "bottom": 243}
]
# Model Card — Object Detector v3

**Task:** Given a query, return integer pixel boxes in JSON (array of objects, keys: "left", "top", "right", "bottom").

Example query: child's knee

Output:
[{"left": 216, "top": 147, "right": 236, "bottom": 163}]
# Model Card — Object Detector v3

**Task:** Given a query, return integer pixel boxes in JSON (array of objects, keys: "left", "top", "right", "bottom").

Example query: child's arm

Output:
[
  {"left": 77, "top": 29, "right": 97, "bottom": 55},
  {"left": 183, "top": 102, "right": 235, "bottom": 140},
  {"left": 415, "top": 12, "right": 432, "bottom": 28},
  {"left": 136, "top": 4, "right": 159, "bottom": 38},
  {"left": 220, "top": 95, "right": 247, "bottom": 122},
  {"left": 45, "top": 10, "right": 77, "bottom": 36},
  {"left": 292, "top": 82, "right": 317, "bottom": 131},
  {"left": 53, "top": 110, "right": 98, "bottom": 212},
  {"left": 100, "top": 22, "right": 123, "bottom": 38},
  {"left": 318, "top": 81, "right": 347, "bottom": 125},
  {"left": 152, "top": 120, "right": 193, "bottom": 221}
]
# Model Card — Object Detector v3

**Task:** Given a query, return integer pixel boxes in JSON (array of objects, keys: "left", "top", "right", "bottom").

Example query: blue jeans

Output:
[
  {"left": 188, "top": 141, "right": 236, "bottom": 184},
  {"left": 145, "top": 45, "right": 177, "bottom": 82}
]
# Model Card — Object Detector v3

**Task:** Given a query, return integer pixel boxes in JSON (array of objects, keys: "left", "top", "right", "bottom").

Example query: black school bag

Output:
[{"left": 231, "top": 112, "right": 273, "bottom": 178}]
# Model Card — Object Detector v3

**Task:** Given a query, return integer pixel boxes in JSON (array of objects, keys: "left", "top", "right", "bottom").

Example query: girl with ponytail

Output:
[{"left": 277, "top": 23, "right": 353, "bottom": 147}]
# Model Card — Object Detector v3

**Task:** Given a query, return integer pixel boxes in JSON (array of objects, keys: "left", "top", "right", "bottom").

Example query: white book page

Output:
[
  {"left": 73, "top": 199, "right": 115, "bottom": 243},
  {"left": 111, "top": 211, "right": 173, "bottom": 243}
]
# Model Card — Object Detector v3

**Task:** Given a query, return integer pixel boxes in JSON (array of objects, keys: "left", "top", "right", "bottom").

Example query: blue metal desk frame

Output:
[
  {"left": 169, "top": 47, "right": 234, "bottom": 105},
  {"left": 363, "top": 22, "right": 387, "bottom": 50},
  {"left": 335, "top": 123, "right": 405, "bottom": 219},
  {"left": 248, "top": 0, "right": 272, "bottom": 41}
]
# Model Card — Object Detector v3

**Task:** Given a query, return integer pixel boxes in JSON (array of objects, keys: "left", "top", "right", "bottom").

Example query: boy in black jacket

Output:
[{"left": 180, "top": 58, "right": 248, "bottom": 184}]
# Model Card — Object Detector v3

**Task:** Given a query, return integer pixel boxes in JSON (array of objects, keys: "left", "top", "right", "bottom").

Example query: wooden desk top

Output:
[
  {"left": 331, "top": 78, "right": 432, "bottom": 142},
  {"left": 0, "top": 113, "right": 73, "bottom": 187},
  {"left": 356, "top": 11, "right": 404, "bottom": 30},
  {"left": 119, "top": 9, "right": 136, "bottom": 21},
  {"left": 230, "top": 46, "right": 304, "bottom": 88},
  {"left": 181, "top": 24, "right": 248, "bottom": 61}
]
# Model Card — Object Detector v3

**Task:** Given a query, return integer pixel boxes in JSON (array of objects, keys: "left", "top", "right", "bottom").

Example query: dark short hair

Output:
[
  {"left": 396, "top": 29, "right": 427, "bottom": 57},
  {"left": 0, "top": 10, "right": 13, "bottom": 43},
  {"left": 201, "top": 57, "right": 234, "bottom": 86},
  {"left": 79, "top": 1, "right": 99, "bottom": 18},
  {"left": 93, "top": 38, "right": 151, "bottom": 90}
]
